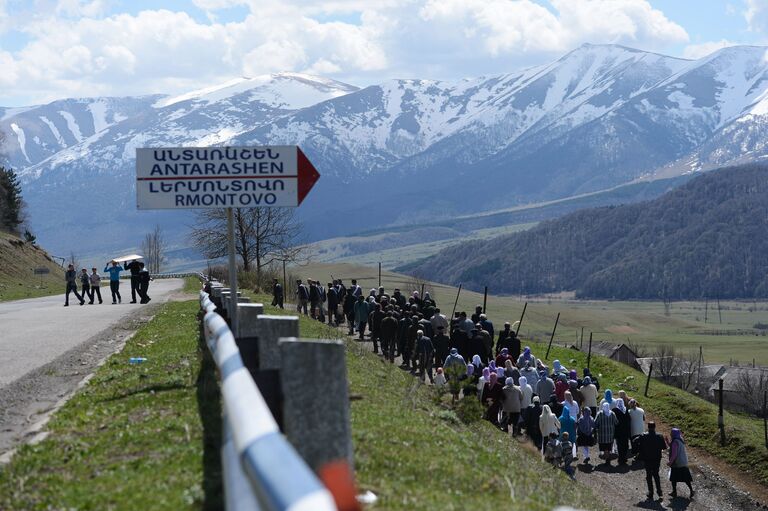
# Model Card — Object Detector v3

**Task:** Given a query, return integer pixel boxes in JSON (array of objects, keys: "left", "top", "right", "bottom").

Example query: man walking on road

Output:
[
  {"left": 89, "top": 267, "right": 103, "bottom": 304},
  {"left": 123, "top": 259, "right": 142, "bottom": 304},
  {"left": 639, "top": 421, "right": 667, "bottom": 501},
  {"left": 79, "top": 269, "right": 92, "bottom": 304},
  {"left": 138, "top": 262, "right": 151, "bottom": 304},
  {"left": 64, "top": 264, "right": 85, "bottom": 306},
  {"left": 104, "top": 261, "right": 123, "bottom": 304}
]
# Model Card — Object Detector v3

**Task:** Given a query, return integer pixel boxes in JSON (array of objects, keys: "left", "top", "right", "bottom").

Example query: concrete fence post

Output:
[
  {"left": 256, "top": 315, "right": 299, "bottom": 370},
  {"left": 278, "top": 337, "right": 354, "bottom": 473}
]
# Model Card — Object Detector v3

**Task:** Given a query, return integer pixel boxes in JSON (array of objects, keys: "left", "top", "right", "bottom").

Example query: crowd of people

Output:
[
  {"left": 276, "top": 279, "right": 696, "bottom": 502},
  {"left": 64, "top": 259, "right": 152, "bottom": 306}
]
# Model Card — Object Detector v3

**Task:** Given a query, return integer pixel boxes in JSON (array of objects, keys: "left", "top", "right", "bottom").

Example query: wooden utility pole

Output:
[
  {"left": 580, "top": 327, "right": 584, "bottom": 350},
  {"left": 545, "top": 312, "right": 560, "bottom": 360},
  {"left": 644, "top": 363, "right": 653, "bottom": 397},
  {"left": 705, "top": 298, "right": 708, "bottom": 323},
  {"left": 718, "top": 378, "right": 726, "bottom": 446},
  {"left": 482, "top": 286, "right": 488, "bottom": 314},
  {"left": 451, "top": 284, "right": 462, "bottom": 323},
  {"left": 717, "top": 296, "right": 722, "bottom": 324},
  {"left": 516, "top": 302, "right": 528, "bottom": 335},
  {"left": 586, "top": 332, "right": 593, "bottom": 370},
  {"left": 697, "top": 346, "right": 703, "bottom": 387},
  {"left": 378, "top": 262, "right": 381, "bottom": 288}
]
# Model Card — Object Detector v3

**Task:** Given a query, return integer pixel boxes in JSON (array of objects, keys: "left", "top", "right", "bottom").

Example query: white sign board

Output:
[{"left": 135, "top": 146, "right": 319, "bottom": 210}]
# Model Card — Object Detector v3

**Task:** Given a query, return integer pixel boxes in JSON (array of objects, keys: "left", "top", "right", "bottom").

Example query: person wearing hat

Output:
[
  {"left": 639, "top": 421, "right": 667, "bottom": 500},
  {"left": 103, "top": 260, "right": 123, "bottom": 304}
]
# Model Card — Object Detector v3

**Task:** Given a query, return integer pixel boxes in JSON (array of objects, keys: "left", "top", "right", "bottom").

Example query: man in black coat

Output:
[
  {"left": 379, "top": 311, "right": 399, "bottom": 362},
  {"left": 326, "top": 282, "right": 338, "bottom": 325},
  {"left": 138, "top": 262, "right": 151, "bottom": 303},
  {"left": 639, "top": 422, "right": 667, "bottom": 500},
  {"left": 123, "top": 259, "right": 142, "bottom": 303},
  {"left": 271, "top": 278, "right": 284, "bottom": 309},
  {"left": 432, "top": 325, "right": 450, "bottom": 368}
]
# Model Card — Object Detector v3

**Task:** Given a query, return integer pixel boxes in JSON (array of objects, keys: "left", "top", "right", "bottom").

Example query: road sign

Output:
[
  {"left": 135, "top": 146, "right": 320, "bottom": 210},
  {"left": 33, "top": 267, "right": 50, "bottom": 275}
]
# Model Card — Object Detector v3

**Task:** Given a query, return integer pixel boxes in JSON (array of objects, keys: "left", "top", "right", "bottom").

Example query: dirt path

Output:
[{"left": 325, "top": 317, "right": 768, "bottom": 511}]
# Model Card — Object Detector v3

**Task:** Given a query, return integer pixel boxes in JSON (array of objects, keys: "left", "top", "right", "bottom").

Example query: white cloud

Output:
[
  {"left": 745, "top": 0, "right": 768, "bottom": 33},
  {"left": 1, "top": 0, "right": 691, "bottom": 105},
  {"left": 683, "top": 39, "right": 738, "bottom": 60},
  {"left": 420, "top": 0, "right": 688, "bottom": 56}
]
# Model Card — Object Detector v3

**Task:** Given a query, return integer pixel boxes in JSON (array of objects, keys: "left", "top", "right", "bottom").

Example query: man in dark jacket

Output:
[
  {"left": 479, "top": 314, "right": 494, "bottom": 342},
  {"left": 392, "top": 288, "right": 406, "bottom": 309},
  {"left": 271, "top": 278, "right": 283, "bottom": 309},
  {"left": 138, "top": 262, "right": 151, "bottom": 303},
  {"left": 432, "top": 325, "right": 450, "bottom": 368},
  {"left": 639, "top": 422, "right": 667, "bottom": 500},
  {"left": 379, "top": 311, "right": 399, "bottom": 362},
  {"left": 326, "top": 282, "right": 338, "bottom": 325},
  {"left": 415, "top": 330, "right": 434, "bottom": 383},
  {"left": 526, "top": 397, "right": 543, "bottom": 449},
  {"left": 369, "top": 302, "right": 385, "bottom": 354},
  {"left": 471, "top": 305, "right": 483, "bottom": 324},
  {"left": 64, "top": 264, "right": 85, "bottom": 306},
  {"left": 123, "top": 259, "right": 142, "bottom": 303},
  {"left": 343, "top": 290, "right": 357, "bottom": 335},
  {"left": 496, "top": 322, "right": 513, "bottom": 355},
  {"left": 296, "top": 280, "right": 309, "bottom": 315}
]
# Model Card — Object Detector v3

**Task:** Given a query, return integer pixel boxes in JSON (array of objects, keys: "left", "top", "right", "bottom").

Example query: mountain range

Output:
[{"left": 3, "top": 43, "right": 768, "bottom": 259}]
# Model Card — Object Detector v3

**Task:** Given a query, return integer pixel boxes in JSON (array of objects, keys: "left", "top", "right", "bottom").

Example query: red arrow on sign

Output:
[{"left": 297, "top": 147, "right": 320, "bottom": 205}]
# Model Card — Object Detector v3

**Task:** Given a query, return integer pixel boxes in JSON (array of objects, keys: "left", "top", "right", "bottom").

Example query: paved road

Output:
[{"left": 0, "top": 279, "right": 183, "bottom": 388}]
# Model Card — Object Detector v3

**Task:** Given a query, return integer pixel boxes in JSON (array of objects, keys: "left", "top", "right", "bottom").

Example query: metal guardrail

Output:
[{"left": 199, "top": 290, "right": 337, "bottom": 511}]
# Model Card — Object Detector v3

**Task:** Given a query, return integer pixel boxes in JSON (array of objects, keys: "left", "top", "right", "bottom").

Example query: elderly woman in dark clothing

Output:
[
  {"left": 667, "top": 428, "right": 694, "bottom": 499},
  {"left": 481, "top": 372, "right": 504, "bottom": 426},
  {"left": 614, "top": 399, "right": 632, "bottom": 464}
]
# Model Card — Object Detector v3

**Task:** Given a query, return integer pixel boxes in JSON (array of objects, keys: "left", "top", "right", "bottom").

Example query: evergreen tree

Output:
[{"left": 0, "top": 166, "right": 24, "bottom": 233}]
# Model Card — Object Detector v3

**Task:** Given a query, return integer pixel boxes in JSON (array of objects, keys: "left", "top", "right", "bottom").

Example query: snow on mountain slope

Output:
[{"left": 7, "top": 44, "right": 768, "bottom": 256}]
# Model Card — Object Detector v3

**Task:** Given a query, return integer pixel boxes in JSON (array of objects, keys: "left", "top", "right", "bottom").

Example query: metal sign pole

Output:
[{"left": 227, "top": 208, "right": 239, "bottom": 337}]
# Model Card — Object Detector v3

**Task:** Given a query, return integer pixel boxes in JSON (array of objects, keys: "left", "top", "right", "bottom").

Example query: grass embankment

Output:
[
  {"left": 0, "top": 231, "right": 65, "bottom": 301},
  {"left": 245, "top": 292, "right": 604, "bottom": 511},
  {"left": 0, "top": 294, "right": 223, "bottom": 510},
  {"left": 531, "top": 340, "right": 768, "bottom": 487}
]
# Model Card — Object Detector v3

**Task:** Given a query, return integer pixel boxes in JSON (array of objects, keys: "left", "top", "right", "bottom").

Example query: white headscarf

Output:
[
  {"left": 601, "top": 402, "right": 611, "bottom": 415},
  {"left": 616, "top": 398, "right": 626, "bottom": 413},
  {"left": 519, "top": 376, "right": 528, "bottom": 389}
]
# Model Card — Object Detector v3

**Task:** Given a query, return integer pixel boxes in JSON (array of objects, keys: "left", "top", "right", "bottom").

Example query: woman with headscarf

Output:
[
  {"left": 478, "top": 366, "right": 491, "bottom": 398},
  {"left": 501, "top": 377, "right": 523, "bottom": 434},
  {"left": 559, "top": 404, "right": 576, "bottom": 445},
  {"left": 599, "top": 389, "right": 618, "bottom": 410},
  {"left": 526, "top": 396, "right": 543, "bottom": 449},
  {"left": 614, "top": 398, "right": 631, "bottom": 465},
  {"left": 517, "top": 346, "right": 535, "bottom": 368},
  {"left": 481, "top": 372, "right": 504, "bottom": 426},
  {"left": 539, "top": 404, "right": 560, "bottom": 454},
  {"left": 569, "top": 369, "right": 581, "bottom": 387},
  {"left": 562, "top": 390, "right": 579, "bottom": 420},
  {"left": 576, "top": 407, "right": 596, "bottom": 464},
  {"left": 519, "top": 376, "right": 533, "bottom": 409},
  {"left": 471, "top": 354, "right": 484, "bottom": 377},
  {"left": 555, "top": 374, "right": 569, "bottom": 402},
  {"left": 667, "top": 428, "right": 694, "bottom": 498},
  {"left": 496, "top": 367, "right": 506, "bottom": 383},
  {"left": 552, "top": 359, "right": 567, "bottom": 376},
  {"left": 495, "top": 347, "right": 513, "bottom": 367},
  {"left": 519, "top": 360, "right": 538, "bottom": 388},
  {"left": 594, "top": 402, "right": 618, "bottom": 465},
  {"left": 583, "top": 367, "right": 600, "bottom": 391},
  {"left": 580, "top": 376, "right": 598, "bottom": 417}
]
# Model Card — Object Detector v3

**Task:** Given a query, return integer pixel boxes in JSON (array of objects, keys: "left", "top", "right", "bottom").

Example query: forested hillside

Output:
[{"left": 407, "top": 164, "right": 768, "bottom": 299}]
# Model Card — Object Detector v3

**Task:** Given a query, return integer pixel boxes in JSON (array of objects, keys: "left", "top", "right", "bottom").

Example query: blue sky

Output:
[{"left": 0, "top": 0, "right": 766, "bottom": 106}]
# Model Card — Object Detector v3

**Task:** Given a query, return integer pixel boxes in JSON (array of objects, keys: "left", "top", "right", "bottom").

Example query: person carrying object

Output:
[
  {"left": 123, "top": 259, "right": 142, "bottom": 304},
  {"left": 104, "top": 260, "right": 123, "bottom": 304}
]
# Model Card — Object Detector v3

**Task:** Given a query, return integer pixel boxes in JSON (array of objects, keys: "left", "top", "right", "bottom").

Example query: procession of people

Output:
[
  {"left": 64, "top": 257, "right": 152, "bottom": 306},
  {"left": 282, "top": 277, "right": 696, "bottom": 503}
]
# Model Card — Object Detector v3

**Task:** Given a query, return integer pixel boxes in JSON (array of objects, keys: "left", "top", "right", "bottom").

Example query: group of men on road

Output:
[
  {"left": 64, "top": 259, "right": 152, "bottom": 306},
  {"left": 291, "top": 282, "right": 697, "bottom": 503}
]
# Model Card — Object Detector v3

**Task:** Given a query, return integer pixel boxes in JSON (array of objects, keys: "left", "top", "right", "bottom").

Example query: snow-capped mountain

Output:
[{"left": 4, "top": 44, "right": 768, "bottom": 256}]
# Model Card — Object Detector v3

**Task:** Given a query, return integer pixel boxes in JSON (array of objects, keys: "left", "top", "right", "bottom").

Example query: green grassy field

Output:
[
  {"left": 293, "top": 262, "right": 768, "bottom": 366},
  {"left": 310, "top": 222, "right": 537, "bottom": 269}
]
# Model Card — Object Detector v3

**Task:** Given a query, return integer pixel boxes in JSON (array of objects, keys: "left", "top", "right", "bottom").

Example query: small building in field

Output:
[
  {"left": 584, "top": 342, "right": 639, "bottom": 369},
  {"left": 709, "top": 367, "right": 768, "bottom": 413}
]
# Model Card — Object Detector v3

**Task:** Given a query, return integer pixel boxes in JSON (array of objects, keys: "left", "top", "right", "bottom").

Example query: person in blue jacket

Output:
[{"left": 104, "top": 260, "right": 123, "bottom": 304}]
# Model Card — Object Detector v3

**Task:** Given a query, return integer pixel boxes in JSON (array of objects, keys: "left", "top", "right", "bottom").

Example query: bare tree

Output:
[
  {"left": 652, "top": 344, "right": 681, "bottom": 384},
  {"left": 141, "top": 225, "right": 166, "bottom": 274},
  {"left": 677, "top": 350, "right": 700, "bottom": 392},
  {"left": 190, "top": 207, "right": 306, "bottom": 285},
  {"left": 735, "top": 370, "right": 768, "bottom": 416}
]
